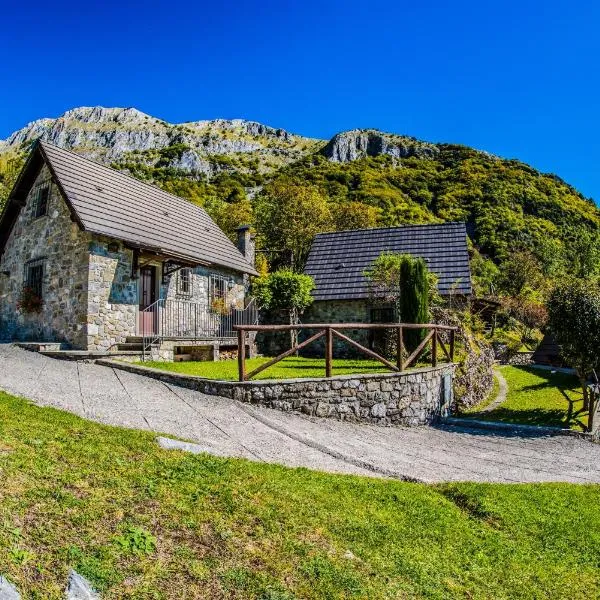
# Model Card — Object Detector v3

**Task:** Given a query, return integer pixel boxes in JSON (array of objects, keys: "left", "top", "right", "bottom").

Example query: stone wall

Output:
[
  {"left": 164, "top": 266, "right": 243, "bottom": 309},
  {"left": 102, "top": 360, "right": 456, "bottom": 426},
  {"left": 0, "top": 165, "right": 89, "bottom": 347},
  {"left": 508, "top": 351, "right": 534, "bottom": 366},
  {"left": 86, "top": 253, "right": 246, "bottom": 351},
  {"left": 259, "top": 299, "right": 372, "bottom": 357},
  {"left": 86, "top": 237, "right": 138, "bottom": 350}
]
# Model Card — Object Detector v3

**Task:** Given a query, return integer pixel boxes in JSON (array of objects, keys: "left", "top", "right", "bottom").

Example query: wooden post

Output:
[
  {"left": 397, "top": 326, "right": 404, "bottom": 371},
  {"left": 325, "top": 327, "right": 333, "bottom": 378},
  {"left": 450, "top": 329, "right": 455, "bottom": 362},
  {"left": 237, "top": 328, "right": 246, "bottom": 382},
  {"left": 432, "top": 328, "right": 438, "bottom": 367}
]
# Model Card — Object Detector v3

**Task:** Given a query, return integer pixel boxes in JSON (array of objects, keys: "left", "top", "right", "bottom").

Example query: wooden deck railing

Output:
[{"left": 233, "top": 323, "right": 457, "bottom": 382}]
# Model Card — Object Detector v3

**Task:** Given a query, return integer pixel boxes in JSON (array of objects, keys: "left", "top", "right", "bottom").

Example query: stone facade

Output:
[
  {"left": 0, "top": 165, "right": 89, "bottom": 347},
  {"left": 0, "top": 165, "right": 248, "bottom": 351},
  {"left": 258, "top": 299, "right": 372, "bottom": 357},
  {"left": 103, "top": 360, "right": 456, "bottom": 427},
  {"left": 85, "top": 246, "right": 245, "bottom": 351},
  {"left": 86, "top": 237, "right": 138, "bottom": 350}
]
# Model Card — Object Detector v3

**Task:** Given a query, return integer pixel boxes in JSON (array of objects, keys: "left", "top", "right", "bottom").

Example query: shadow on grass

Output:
[
  {"left": 471, "top": 407, "right": 570, "bottom": 428},
  {"left": 463, "top": 365, "right": 587, "bottom": 431}
]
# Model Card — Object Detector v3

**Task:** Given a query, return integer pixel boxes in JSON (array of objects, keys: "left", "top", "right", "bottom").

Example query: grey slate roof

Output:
[
  {"left": 1, "top": 141, "right": 257, "bottom": 275},
  {"left": 304, "top": 222, "right": 472, "bottom": 301}
]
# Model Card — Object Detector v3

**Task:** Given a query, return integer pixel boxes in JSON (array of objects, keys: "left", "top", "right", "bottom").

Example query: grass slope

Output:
[
  {"left": 1, "top": 391, "right": 599, "bottom": 599},
  {"left": 142, "top": 357, "right": 391, "bottom": 380},
  {"left": 465, "top": 366, "right": 586, "bottom": 429}
]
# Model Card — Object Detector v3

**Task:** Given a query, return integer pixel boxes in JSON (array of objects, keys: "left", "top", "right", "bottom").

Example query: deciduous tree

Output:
[
  {"left": 252, "top": 269, "right": 315, "bottom": 348},
  {"left": 547, "top": 279, "right": 600, "bottom": 426},
  {"left": 254, "top": 178, "right": 331, "bottom": 270}
]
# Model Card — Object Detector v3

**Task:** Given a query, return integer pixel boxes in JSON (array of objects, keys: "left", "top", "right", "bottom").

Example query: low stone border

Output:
[{"left": 98, "top": 359, "right": 456, "bottom": 426}]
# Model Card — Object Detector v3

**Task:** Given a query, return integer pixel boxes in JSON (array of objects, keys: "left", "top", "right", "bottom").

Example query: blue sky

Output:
[{"left": 1, "top": 0, "right": 598, "bottom": 201}]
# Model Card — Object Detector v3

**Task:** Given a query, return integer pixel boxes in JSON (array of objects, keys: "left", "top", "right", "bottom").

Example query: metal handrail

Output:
[{"left": 141, "top": 297, "right": 259, "bottom": 360}]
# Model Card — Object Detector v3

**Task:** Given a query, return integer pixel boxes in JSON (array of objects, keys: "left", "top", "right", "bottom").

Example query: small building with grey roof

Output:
[
  {"left": 302, "top": 223, "right": 472, "bottom": 351},
  {"left": 0, "top": 141, "right": 257, "bottom": 356}
]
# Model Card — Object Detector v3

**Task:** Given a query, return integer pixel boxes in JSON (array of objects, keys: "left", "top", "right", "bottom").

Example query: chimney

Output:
[{"left": 236, "top": 224, "right": 255, "bottom": 267}]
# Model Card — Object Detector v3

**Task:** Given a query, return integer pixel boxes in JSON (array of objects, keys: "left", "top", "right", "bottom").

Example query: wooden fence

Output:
[{"left": 234, "top": 323, "right": 457, "bottom": 382}]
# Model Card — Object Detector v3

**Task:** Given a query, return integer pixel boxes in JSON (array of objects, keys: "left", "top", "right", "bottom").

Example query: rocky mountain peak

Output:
[
  {"left": 322, "top": 129, "right": 439, "bottom": 163},
  {"left": 0, "top": 106, "right": 322, "bottom": 179},
  {"left": 59, "top": 106, "right": 156, "bottom": 124}
]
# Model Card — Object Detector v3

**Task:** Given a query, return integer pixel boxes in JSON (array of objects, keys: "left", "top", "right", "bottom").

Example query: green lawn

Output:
[
  {"left": 1, "top": 391, "right": 600, "bottom": 599},
  {"left": 143, "top": 356, "right": 392, "bottom": 380},
  {"left": 464, "top": 366, "right": 587, "bottom": 430}
]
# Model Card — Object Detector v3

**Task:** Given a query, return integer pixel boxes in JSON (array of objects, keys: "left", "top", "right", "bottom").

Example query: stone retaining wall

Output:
[
  {"left": 99, "top": 360, "right": 455, "bottom": 426},
  {"left": 508, "top": 351, "right": 534, "bottom": 366}
]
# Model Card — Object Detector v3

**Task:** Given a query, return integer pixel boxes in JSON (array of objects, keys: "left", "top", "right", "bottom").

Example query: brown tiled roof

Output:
[
  {"left": 304, "top": 222, "right": 472, "bottom": 301},
  {"left": 0, "top": 141, "right": 257, "bottom": 275}
]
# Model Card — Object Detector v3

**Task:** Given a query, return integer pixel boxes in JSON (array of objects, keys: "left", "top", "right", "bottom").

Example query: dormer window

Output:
[{"left": 33, "top": 184, "right": 50, "bottom": 218}]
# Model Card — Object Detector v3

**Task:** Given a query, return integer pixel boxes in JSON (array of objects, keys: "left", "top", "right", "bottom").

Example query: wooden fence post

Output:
[
  {"left": 237, "top": 328, "right": 246, "bottom": 382},
  {"left": 450, "top": 329, "right": 455, "bottom": 362},
  {"left": 325, "top": 327, "right": 333, "bottom": 378},
  {"left": 431, "top": 328, "right": 438, "bottom": 367},
  {"left": 397, "top": 326, "right": 404, "bottom": 371}
]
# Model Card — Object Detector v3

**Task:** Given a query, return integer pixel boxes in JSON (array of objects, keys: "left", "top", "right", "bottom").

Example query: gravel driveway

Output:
[{"left": 1, "top": 344, "right": 599, "bottom": 483}]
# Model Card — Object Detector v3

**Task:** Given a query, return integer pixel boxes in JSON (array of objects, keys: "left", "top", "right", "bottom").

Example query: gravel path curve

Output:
[{"left": 1, "top": 344, "right": 599, "bottom": 483}]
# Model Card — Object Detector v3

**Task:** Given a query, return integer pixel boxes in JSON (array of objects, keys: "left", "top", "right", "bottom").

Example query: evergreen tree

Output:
[{"left": 399, "top": 256, "right": 430, "bottom": 351}]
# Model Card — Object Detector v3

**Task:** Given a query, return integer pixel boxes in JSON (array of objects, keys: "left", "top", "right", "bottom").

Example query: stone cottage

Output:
[
  {"left": 0, "top": 141, "right": 257, "bottom": 358},
  {"left": 302, "top": 222, "right": 472, "bottom": 353}
]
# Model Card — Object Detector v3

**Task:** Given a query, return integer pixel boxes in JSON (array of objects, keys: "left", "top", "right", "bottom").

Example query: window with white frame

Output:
[{"left": 177, "top": 267, "right": 192, "bottom": 296}]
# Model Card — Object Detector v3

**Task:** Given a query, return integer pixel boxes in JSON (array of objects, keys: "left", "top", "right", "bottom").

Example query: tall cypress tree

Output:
[{"left": 399, "top": 256, "right": 430, "bottom": 351}]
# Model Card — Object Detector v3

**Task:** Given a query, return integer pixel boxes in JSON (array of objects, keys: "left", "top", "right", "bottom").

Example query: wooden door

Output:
[{"left": 139, "top": 266, "right": 157, "bottom": 335}]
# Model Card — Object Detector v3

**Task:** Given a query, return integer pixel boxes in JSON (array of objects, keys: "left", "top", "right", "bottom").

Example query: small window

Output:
[
  {"left": 209, "top": 274, "right": 229, "bottom": 313},
  {"left": 25, "top": 260, "right": 44, "bottom": 300},
  {"left": 177, "top": 268, "right": 192, "bottom": 296},
  {"left": 33, "top": 184, "right": 50, "bottom": 218}
]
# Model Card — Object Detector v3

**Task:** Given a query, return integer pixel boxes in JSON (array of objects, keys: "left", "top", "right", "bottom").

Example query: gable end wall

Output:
[{"left": 0, "top": 164, "right": 89, "bottom": 346}]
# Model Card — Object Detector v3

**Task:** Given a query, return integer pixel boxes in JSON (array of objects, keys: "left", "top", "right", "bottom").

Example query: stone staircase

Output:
[
  {"left": 16, "top": 337, "right": 150, "bottom": 361},
  {"left": 114, "top": 336, "right": 146, "bottom": 353}
]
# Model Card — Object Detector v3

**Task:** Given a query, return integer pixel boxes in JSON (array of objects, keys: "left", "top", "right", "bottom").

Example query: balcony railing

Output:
[{"left": 141, "top": 298, "right": 258, "bottom": 356}]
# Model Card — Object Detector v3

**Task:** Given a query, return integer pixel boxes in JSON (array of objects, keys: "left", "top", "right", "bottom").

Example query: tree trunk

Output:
[
  {"left": 578, "top": 371, "right": 590, "bottom": 412},
  {"left": 588, "top": 391, "right": 596, "bottom": 433},
  {"left": 289, "top": 307, "right": 298, "bottom": 351}
]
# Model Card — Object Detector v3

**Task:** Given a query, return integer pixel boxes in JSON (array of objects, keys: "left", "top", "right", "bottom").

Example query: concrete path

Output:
[
  {"left": 1, "top": 344, "right": 599, "bottom": 483},
  {"left": 481, "top": 368, "right": 508, "bottom": 412}
]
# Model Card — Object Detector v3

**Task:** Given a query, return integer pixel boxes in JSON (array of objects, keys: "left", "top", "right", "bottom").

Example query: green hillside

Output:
[
  {"left": 282, "top": 147, "right": 600, "bottom": 280},
  {"left": 108, "top": 137, "right": 600, "bottom": 289}
]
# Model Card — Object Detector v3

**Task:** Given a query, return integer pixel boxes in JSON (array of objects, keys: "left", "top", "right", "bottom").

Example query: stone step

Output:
[
  {"left": 116, "top": 343, "right": 145, "bottom": 351},
  {"left": 40, "top": 350, "right": 144, "bottom": 360},
  {"left": 16, "top": 341, "right": 63, "bottom": 352}
]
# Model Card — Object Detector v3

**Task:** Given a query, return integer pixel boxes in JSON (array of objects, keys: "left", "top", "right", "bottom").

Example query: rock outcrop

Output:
[
  {"left": 0, "top": 107, "right": 320, "bottom": 176},
  {"left": 322, "top": 129, "right": 439, "bottom": 163}
]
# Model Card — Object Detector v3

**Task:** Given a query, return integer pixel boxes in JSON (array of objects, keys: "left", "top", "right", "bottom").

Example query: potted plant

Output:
[{"left": 210, "top": 297, "right": 230, "bottom": 316}]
